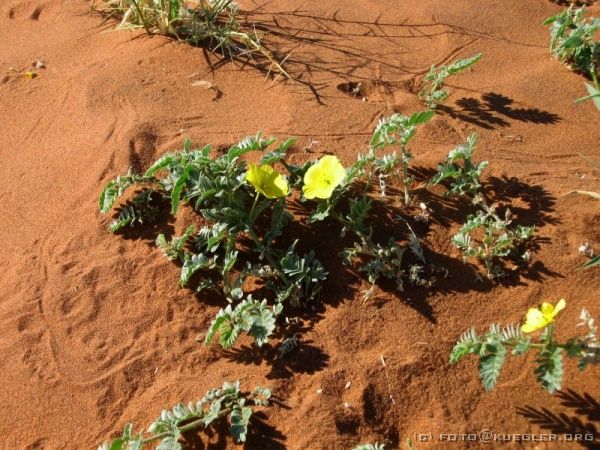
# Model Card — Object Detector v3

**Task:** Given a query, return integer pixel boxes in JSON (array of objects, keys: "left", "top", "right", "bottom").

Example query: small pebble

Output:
[
  {"left": 344, "top": 381, "right": 351, "bottom": 390},
  {"left": 316, "top": 389, "right": 323, "bottom": 394},
  {"left": 343, "top": 402, "right": 351, "bottom": 409},
  {"left": 34, "top": 60, "right": 45, "bottom": 69}
]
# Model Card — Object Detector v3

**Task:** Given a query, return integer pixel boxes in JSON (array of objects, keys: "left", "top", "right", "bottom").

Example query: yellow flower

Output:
[
  {"left": 521, "top": 299, "right": 566, "bottom": 333},
  {"left": 302, "top": 155, "right": 346, "bottom": 199},
  {"left": 245, "top": 164, "right": 289, "bottom": 199}
]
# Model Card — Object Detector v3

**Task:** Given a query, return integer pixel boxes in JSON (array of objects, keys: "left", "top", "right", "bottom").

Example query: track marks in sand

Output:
[{"left": 5, "top": 1, "right": 44, "bottom": 21}]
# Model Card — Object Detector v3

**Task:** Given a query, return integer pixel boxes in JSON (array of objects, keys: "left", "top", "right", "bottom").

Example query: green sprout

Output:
[{"left": 419, "top": 53, "right": 482, "bottom": 109}]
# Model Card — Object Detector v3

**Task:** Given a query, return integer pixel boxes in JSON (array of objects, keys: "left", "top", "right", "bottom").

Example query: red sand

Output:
[{"left": 1, "top": 0, "right": 600, "bottom": 448}]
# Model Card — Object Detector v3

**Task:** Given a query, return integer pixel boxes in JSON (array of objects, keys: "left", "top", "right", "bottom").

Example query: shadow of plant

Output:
[
  {"left": 222, "top": 338, "right": 330, "bottom": 379},
  {"left": 517, "top": 390, "right": 600, "bottom": 449},
  {"left": 409, "top": 166, "right": 562, "bottom": 287},
  {"left": 438, "top": 92, "right": 561, "bottom": 130}
]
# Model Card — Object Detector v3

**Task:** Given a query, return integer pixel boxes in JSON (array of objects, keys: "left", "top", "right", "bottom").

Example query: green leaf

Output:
[
  {"left": 227, "top": 133, "right": 274, "bottom": 162},
  {"left": 535, "top": 347, "right": 564, "bottom": 393},
  {"left": 180, "top": 253, "right": 211, "bottom": 286},
  {"left": 260, "top": 137, "right": 296, "bottom": 164},
  {"left": 479, "top": 344, "right": 506, "bottom": 391},
  {"left": 171, "top": 163, "right": 193, "bottom": 214},
  {"left": 156, "top": 436, "right": 182, "bottom": 450},
  {"left": 99, "top": 172, "right": 140, "bottom": 213},
  {"left": 205, "top": 309, "right": 230, "bottom": 345},
  {"left": 406, "top": 110, "right": 435, "bottom": 126},
  {"left": 156, "top": 225, "right": 196, "bottom": 261},
  {"left": 230, "top": 405, "right": 252, "bottom": 443},
  {"left": 582, "top": 255, "right": 600, "bottom": 269},
  {"left": 450, "top": 328, "right": 478, "bottom": 364},
  {"left": 584, "top": 82, "right": 600, "bottom": 110},
  {"left": 446, "top": 53, "right": 483, "bottom": 75},
  {"left": 145, "top": 154, "right": 179, "bottom": 177},
  {"left": 512, "top": 338, "right": 531, "bottom": 356}
]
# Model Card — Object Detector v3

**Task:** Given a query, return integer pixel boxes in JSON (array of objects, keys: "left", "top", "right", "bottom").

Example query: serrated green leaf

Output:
[
  {"left": 479, "top": 344, "right": 506, "bottom": 391},
  {"left": 230, "top": 405, "right": 252, "bottom": 443},
  {"left": 535, "top": 347, "right": 564, "bottom": 393}
]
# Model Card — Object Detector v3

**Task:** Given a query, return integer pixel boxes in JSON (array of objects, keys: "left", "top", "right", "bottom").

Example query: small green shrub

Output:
[
  {"left": 97, "top": 381, "right": 271, "bottom": 449},
  {"left": 369, "top": 110, "right": 435, "bottom": 206},
  {"left": 451, "top": 300, "right": 600, "bottom": 393},
  {"left": 100, "top": 135, "right": 327, "bottom": 348},
  {"left": 418, "top": 53, "right": 482, "bottom": 109},
  {"left": 430, "top": 134, "right": 534, "bottom": 279},
  {"left": 544, "top": 6, "right": 600, "bottom": 76},
  {"left": 93, "top": 0, "right": 287, "bottom": 76},
  {"left": 100, "top": 124, "right": 437, "bottom": 345}
]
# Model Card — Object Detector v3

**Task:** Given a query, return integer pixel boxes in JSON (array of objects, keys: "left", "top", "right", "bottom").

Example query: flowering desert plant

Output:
[
  {"left": 98, "top": 381, "right": 271, "bottom": 449},
  {"left": 302, "top": 111, "right": 437, "bottom": 298},
  {"left": 451, "top": 299, "right": 600, "bottom": 393},
  {"left": 100, "top": 126, "right": 438, "bottom": 346},
  {"left": 100, "top": 135, "right": 326, "bottom": 349}
]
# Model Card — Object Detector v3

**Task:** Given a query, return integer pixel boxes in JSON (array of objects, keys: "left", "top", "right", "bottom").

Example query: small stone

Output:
[
  {"left": 34, "top": 60, "right": 45, "bottom": 69},
  {"left": 343, "top": 402, "right": 351, "bottom": 409},
  {"left": 344, "top": 381, "right": 351, "bottom": 390},
  {"left": 316, "top": 389, "right": 323, "bottom": 394}
]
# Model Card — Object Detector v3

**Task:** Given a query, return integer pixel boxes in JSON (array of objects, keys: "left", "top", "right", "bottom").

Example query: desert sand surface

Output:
[{"left": 1, "top": 0, "right": 600, "bottom": 449}]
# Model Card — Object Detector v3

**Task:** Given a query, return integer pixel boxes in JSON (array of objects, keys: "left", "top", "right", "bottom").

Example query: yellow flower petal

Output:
[
  {"left": 245, "top": 164, "right": 289, "bottom": 199},
  {"left": 302, "top": 155, "right": 346, "bottom": 200},
  {"left": 553, "top": 298, "right": 566, "bottom": 316},
  {"left": 521, "top": 308, "right": 546, "bottom": 333},
  {"left": 521, "top": 299, "right": 566, "bottom": 333}
]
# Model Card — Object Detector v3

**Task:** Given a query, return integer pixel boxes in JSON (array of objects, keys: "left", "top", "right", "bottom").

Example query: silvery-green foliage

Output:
[
  {"left": 105, "top": 188, "right": 160, "bottom": 233},
  {"left": 205, "top": 296, "right": 281, "bottom": 348},
  {"left": 97, "top": 381, "right": 271, "bottom": 449},
  {"left": 576, "top": 309, "right": 600, "bottom": 368},
  {"left": 353, "top": 444, "right": 385, "bottom": 450},
  {"left": 419, "top": 53, "right": 482, "bottom": 108},
  {"left": 429, "top": 133, "right": 488, "bottom": 199},
  {"left": 576, "top": 77, "right": 600, "bottom": 110},
  {"left": 342, "top": 237, "right": 407, "bottom": 292},
  {"left": 370, "top": 110, "right": 434, "bottom": 150},
  {"left": 451, "top": 323, "right": 540, "bottom": 392},
  {"left": 370, "top": 110, "right": 434, "bottom": 207},
  {"left": 452, "top": 204, "right": 534, "bottom": 279},
  {"left": 452, "top": 311, "right": 600, "bottom": 393},
  {"left": 100, "top": 135, "right": 327, "bottom": 349},
  {"left": 156, "top": 225, "right": 196, "bottom": 261},
  {"left": 544, "top": 6, "right": 600, "bottom": 75}
]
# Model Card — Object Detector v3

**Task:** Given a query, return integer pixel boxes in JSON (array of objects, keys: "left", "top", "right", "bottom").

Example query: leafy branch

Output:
[
  {"left": 451, "top": 306, "right": 600, "bottom": 393},
  {"left": 419, "top": 53, "right": 482, "bottom": 108},
  {"left": 97, "top": 381, "right": 272, "bottom": 449}
]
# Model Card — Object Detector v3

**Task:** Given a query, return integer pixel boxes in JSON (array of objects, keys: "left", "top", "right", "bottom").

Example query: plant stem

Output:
[
  {"left": 142, "top": 409, "right": 230, "bottom": 444},
  {"left": 246, "top": 228, "right": 291, "bottom": 285},
  {"left": 129, "top": 0, "right": 152, "bottom": 34},
  {"left": 248, "top": 192, "right": 261, "bottom": 221},
  {"left": 401, "top": 144, "right": 410, "bottom": 207}
]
